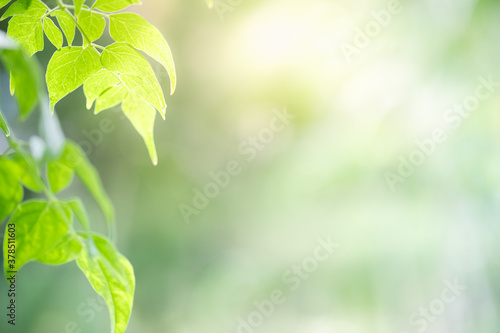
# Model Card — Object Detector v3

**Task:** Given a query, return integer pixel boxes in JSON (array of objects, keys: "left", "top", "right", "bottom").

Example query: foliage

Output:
[{"left": 0, "top": 0, "right": 179, "bottom": 332}]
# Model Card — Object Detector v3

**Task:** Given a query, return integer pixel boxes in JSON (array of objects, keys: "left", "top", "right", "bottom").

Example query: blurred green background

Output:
[{"left": 1, "top": 0, "right": 500, "bottom": 332}]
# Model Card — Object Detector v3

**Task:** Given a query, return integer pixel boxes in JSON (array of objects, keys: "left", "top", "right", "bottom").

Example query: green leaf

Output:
[
  {"left": 109, "top": 13, "right": 176, "bottom": 95},
  {"left": 43, "top": 17, "right": 63, "bottom": 49},
  {"left": 62, "top": 141, "right": 114, "bottom": 222},
  {"left": 6, "top": 15, "right": 44, "bottom": 56},
  {"left": 1, "top": 0, "right": 47, "bottom": 20},
  {"left": 8, "top": 152, "right": 43, "bottom": 192},
  {"left": 122, "top": 93, "right": 157, "bottom": 165},
  {"left": 66, "top": 198, "right": 90, "bottom": 231},
  {"left": 0, "top": 158, "right": 23, "bottom": 223},
  {"left": 93, "top": 0, "right": 141, "bottom": 12},
  {"left": 46, "top": 46, "right": 101, "bottom": 108},
  {"left": 101, "top": 42, "right": 166, "bottom": 117},
  {"left": 83, "top": 69, "right": 120, "bottom": 109},
  {"left": 9, "top": 72, "right": 15, "bottom": 95},
  {"left": 0, "top": 111, "right": 9, "bottom": 136},
  {"left": 0, "top": 0, "right": 10, "bottom": 10},
  {"left": 51, "top": 10, "right": 76, "bottom": 46},
  {"left": 3, "top": 200, "right": 70, "bottom": 274},
  {"left": 47, "top": 144, "right": 75, "bottom": 193},
  {"left": 0, "top": 47, "right": 41, "bottom": 118},
  {"left": 74, "top": 0, "right": 84, "bottom": 17},
  {"left": 37, "top": 233, "right": 83, "bottom": 265},
  {"left": 76, "top": 234, "right": 135, "bottom": 333},
  {"left": 78, "top": 9, "right": 105, "bottom": 43},
  {"left": 95, "top": 85, "right": 128, "bottom": 114}
]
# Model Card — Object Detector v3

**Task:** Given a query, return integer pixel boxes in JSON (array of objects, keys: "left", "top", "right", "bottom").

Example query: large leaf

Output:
[
  {"left": 51, "top": 10, "right": 76, "bottom": 46},
  {"left": 43, "top": 17, "right": 63, "bottom": 49},
  {"left": 76, "top": 234, "right": 135, "bottom": 333},
  {"left": 0, "top": 158, "right": 23, "bottom": 223},
  {"left": 60, "top": 141, "right": 114, "bottom": 222},
  {"left": 122, "top": 92, "right": 157, "bottom": 165},
  {"left": 93, "top": 0, "right": 141, "bottom": 12},
  {"left": 6, "top": 15, "right": 44, "bottom": 56},
  {"left": 78, "top": 9, "right": 105, "bottom": 43},
  {"left": 1, "top": 0, "right": 47, "bottom": 20},
  {"left": 0, "top": 110, "right": 9, "bottom": 136},
  {"left": 3, "top": 200, "right": 71, "bottom": 274},
  {"left": 109, "top": 13, "right": 176, "bottom": 95},
  {"left": 83, "top": 69, "right": 120, "bottom": 109},
  {"left": 101, "top": 42, "right": 166, "bottom": 117},
  {"left": 46, "top": 46, "right": 101, "bottom": 107}
]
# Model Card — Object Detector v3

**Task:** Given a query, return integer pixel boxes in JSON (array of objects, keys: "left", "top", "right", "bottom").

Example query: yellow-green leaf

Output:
[
  {"left": 3, "top": 200, "right": 70, "bottom": 274},
  {"left": 109, "top": 13, "right": 176, "bottom": 95},
  {"left": 1, "top": 0, "right": 47, "bottom": 20},
  {"left": 78, "top": 9, "right": 105, "bottom": 44},
  {"left": 0, "top": 111, "right": 9, "bottom": 136},
  {"left": 93, "top": 0, "right": 141, "bottom": 12},
  {"left": 95, "top": 85, "right": 128, "bottom": 114},
  {"left": 66, "top": 198, "right": 90, "bottom": 231},
  {"left": 74, "top": 0, "right": 84, "bottom": 17},
  {"left": 37, "top": 233, "right": 83, "bottom": 265},
  {"left": 46, "top": 46, "right": 101, "bottom": 108},
  {"left": 7, "top": 15, "right": 44, "bottom": 56},
  {"left": 47, "top": 144, "right": 75, "bottom": 193},
  {"left": 76, "top": 234, "right": 135, "bottom": 333},
  {"left": 83, "top": 69, "right": 120, "bottom": 109},
  {"left": 43, "top": 17, "right": 63, "bottom": 49},
  {"left": 8, "top": 151, "right": 43, "bottom": 192},
  {"left": 101, "top": 42, "right": 166, "bottom": 117},
  {"left": 122, "top": 93, "right": 157, "bottom": 165},
  {"left": 0, "top": 158, "right": 23, "bottom": 222},
  {"left": 51, "top": 10, "right": 76, "bottom": 46}
]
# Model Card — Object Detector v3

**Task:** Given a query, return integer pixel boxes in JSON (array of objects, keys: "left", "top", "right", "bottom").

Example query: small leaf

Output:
[
  {"left": 6, "top": 15, "right": 44, "bottom": 56},
  {"left": 46, "top": 46, "right": 101, "bottom": 108},
  {"left": 1, "top": 0, "right": 47, "bottom": 20},
  {"left": 101, "top": 42, "right": 166, "bottom": 117},
  {"left": 51, "top": 10, "right": 76, "bottom": 46},
  {"left": 62, "top": 141, "right": 114, "bottom": 222},
  {"left": 93, "top": 0, "right": 141, "bottom": 12},
  {"left": 76, "top": 234, "right": 135, "bottom": 333},
  {"left": 3, "top": 200, "right": 70, "bottom": 274},
  {"left": 74, "top": 0, "right": 84, "bottom": 17},
  {"left": 83, "top": 69, "right": 120, "bottom": 109},
  {"left": 47, "top": 144, "right": 75, "bottom": 193},
  {"left": 43, "top": 17, "right": 63, "bottom": 49},
  {"left": 78, "top": 9, "right": 105, "bottom": 43},
  {"left": 109, "top": 13, "right": 176, "bottom": 94},
  {"left": 0, "top": 158, "right": 23, "bottom": 222},
  {"left": 37, "top": 233, "right": 83, "bottom": 265},
  {"left": 95, "top": 85, "right": 128, "bottom": 114},
  {"left": 66, "top": 198, "right": 90, "bottom": 231},
  {"left": 0, "top": 47, "right": 41, "bottom": 118},
  {"left": 122, "top": 93, "right": 157, "bottom": 165},
  {"left": 0, "top": 111, "right": 9, "bottom": 136}
]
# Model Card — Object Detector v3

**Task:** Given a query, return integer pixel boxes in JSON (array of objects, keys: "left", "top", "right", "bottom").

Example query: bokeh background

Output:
[{"left": 1, "top": 0, "right": 500, "bottom": 332}]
